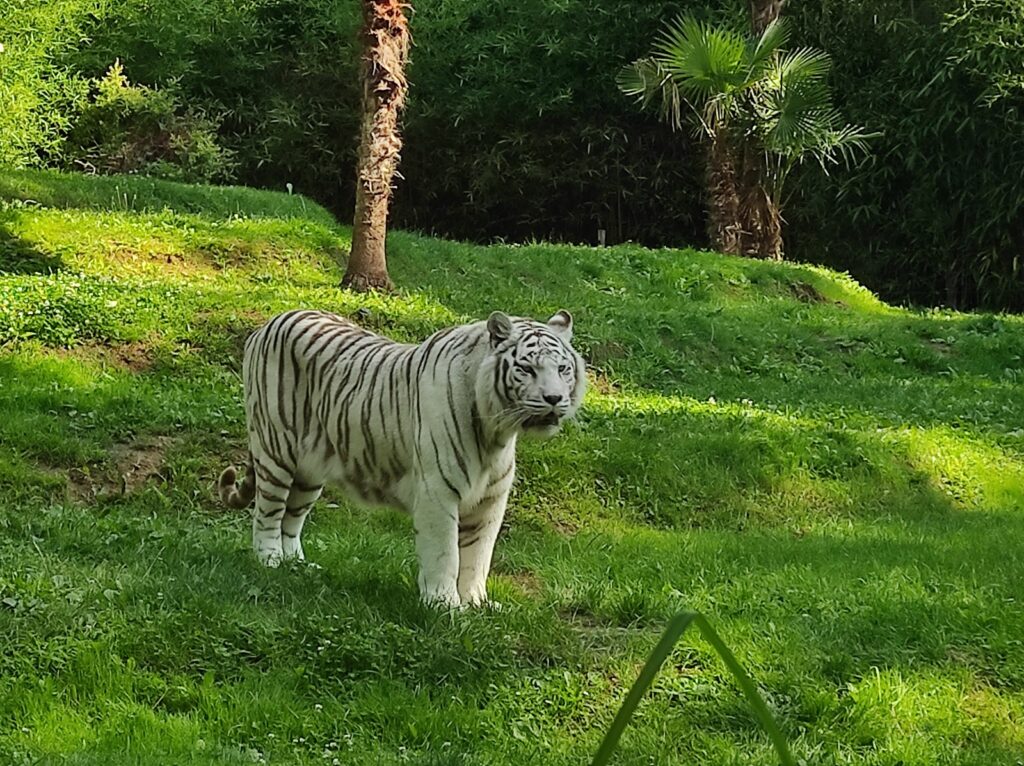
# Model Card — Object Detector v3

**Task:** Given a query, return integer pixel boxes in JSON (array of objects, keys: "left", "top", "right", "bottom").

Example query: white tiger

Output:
[{"left": 218, "top": 309, "right": 586, "bottom": 608}]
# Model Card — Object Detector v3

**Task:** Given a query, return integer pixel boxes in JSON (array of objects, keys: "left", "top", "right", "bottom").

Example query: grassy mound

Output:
[{"left": 1, "top": 168, "right": 1022, "bottom": 765}]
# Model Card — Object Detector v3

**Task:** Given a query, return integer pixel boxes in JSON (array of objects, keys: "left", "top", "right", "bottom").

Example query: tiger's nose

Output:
[{"left": 543, "top": 394, "right": 563, "bottom": 406}]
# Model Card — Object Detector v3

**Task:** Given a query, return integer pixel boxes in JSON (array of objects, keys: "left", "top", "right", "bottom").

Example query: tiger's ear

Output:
[
  {"left": 547, "top": 309, "right": 573, "bottom": 340},
  {"left": 487, "top": 311, "right": 514, "bottom": 345}
]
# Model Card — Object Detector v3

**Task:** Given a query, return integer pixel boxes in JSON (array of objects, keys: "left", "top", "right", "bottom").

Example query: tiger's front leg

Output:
[
  {"left": 411, "top": 489, "right": 461, "bottom": 609},
  {"left": 457, "top": 456, "right": 515, "bottom": 607},
  {"left": 457, "top": 489, "right": 509, "bottom": 607}
]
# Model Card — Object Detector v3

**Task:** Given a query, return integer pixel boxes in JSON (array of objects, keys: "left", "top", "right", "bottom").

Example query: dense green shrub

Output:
[
  {"left": 66, "top": 0, "right": 363, "bottom": 210},
  {"left": 395, "top": 0, "right": 715, "bottom": 246},
  {"left": 66, "top": 62, "right": 234, "bottom": 183},
  {"left": 65, "top": 0, "right": 713, "bottom": 246}
]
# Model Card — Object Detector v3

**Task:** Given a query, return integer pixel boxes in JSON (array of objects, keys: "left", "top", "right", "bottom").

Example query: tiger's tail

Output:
[{"left": 218, "top": 454, "right": 256, "bottom": 509}]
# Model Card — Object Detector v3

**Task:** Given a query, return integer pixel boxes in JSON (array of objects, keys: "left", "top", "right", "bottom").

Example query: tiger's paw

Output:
[
  {"left": 420, "top": 587, "right": 462, "bottom": 612},
  {"left": 462, "top": 597, "right": 502, "bottom": 611},
  {"left": 255, "top": 548, "right": 283, "bottom": 568}
]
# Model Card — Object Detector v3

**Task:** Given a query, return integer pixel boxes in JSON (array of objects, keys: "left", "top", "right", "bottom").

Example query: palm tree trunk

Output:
[
  {"left": 749, "top": 190, "right": 783, "bottom": 260},
  {"left": 749, "top": 0, "right": 786, "bottom": 34},
  {"left": 733, "top": 3, "right": 785, "bottom": 260},
  {"left": 737, "top": 150, "right": 783, "bottom": 260},
  {"left": 706, "top": 132, "right": 742, "bottom": 256},
  {"left": 343, "top": 0, "right": 411, "bottom": 292},
  {"left": 762, "top": 198, "right": 783, "bottom": 260}
]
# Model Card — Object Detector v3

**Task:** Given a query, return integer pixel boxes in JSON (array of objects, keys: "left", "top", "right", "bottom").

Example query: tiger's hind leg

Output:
[
  {"left": 281, "top": 481, "right": 323, "bottom": 561},
  {"left": 251, "top": 456, "right": 293, "bottom": 567}
]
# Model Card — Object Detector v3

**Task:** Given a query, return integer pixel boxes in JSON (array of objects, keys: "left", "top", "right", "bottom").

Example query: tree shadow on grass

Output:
[
  {"left": 545, "top": 390, "right": 1024, "bottom": 533},
  {"left": 0, "top": 217, "right": 65, "bottom": 274}
]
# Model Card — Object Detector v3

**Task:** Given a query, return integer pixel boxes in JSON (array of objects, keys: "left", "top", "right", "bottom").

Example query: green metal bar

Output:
[{"left": 589, "top": 611, "right": 797, "bottom": 766}]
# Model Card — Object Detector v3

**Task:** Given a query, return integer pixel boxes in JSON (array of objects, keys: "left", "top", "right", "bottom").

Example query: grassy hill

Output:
[{"left": 1, "top": 167, "right": 1022, "bottom": 765}]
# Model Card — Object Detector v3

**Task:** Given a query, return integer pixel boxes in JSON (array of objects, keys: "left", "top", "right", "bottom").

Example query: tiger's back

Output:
[{"left": 242, "top": 309, "right": 426, "bottom": 512}]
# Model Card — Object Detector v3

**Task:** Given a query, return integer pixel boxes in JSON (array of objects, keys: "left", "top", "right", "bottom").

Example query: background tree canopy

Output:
[{"left": 2, "top": 0, "right": 1022, "bottom": 310}]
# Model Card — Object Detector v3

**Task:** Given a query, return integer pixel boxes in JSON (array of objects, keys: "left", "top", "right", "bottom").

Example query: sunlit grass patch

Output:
[
  {"left": 1, "top": 206, "right": 345, "bottom": 283},
  {"left": 0, "top": 167, "right": 336, "bottom": 225}
]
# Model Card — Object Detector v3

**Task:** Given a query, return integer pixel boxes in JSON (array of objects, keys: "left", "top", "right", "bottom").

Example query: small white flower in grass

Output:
[{"left": 314, "top": 704, "right": 323, "bottom": 712}]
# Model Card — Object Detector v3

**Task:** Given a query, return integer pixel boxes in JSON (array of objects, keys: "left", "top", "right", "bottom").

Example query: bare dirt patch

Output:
[
  {"left": 587, "top": 369, "right": 621, "bottom": 396},
  {"left": 586, "top": 340, "right": 629, "bottom": 368},
  {"left": 60, "top": 341, "right": 156, "bottom": 373},
  {"left": 501, "top": 570, "right": 543, "bottom": 597},
  {"left": 104, "top": 242, "right": 218, "bottom": 277},
  {"left": 789, "top": 280, "right": 827, "bottom": 303},
  {"left": 66, "top": 435, "right": 176, "bottom": 502},
  {"left": 926, "top": 338, "right": 955, "bottom": 357},
  {"left": 549, "top": 516, "right": 580, "bottom": 536}
]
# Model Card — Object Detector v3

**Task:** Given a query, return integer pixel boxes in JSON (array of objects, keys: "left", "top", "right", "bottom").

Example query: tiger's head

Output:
[{"left": 484, "top": 310, "right": 586, "bottom": 438}]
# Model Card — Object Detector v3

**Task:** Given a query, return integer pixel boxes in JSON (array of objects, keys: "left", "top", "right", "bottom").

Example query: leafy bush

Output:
[
  {"left": 0, "top": 0, "right": 92, "bottom": 167},
  {"left": 66, "top": 0, "right": 363, "bottom": 212},
  {"left": 64, "top": 0, "right": 711, "bottom": 246},
  {"left": 65, "top": 61, "right": 235, "bottom": 183}
]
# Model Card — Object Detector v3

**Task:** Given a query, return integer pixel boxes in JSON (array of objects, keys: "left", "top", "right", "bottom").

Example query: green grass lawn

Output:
[{"left": 1, "top": 167, "right": 1023, "bottom": 765}]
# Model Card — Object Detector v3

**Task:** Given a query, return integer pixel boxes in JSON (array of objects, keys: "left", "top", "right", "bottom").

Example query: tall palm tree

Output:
[
  {"left": 343, "top": 0, "right": 411, "bottom": 292},
  {"left": 619, "top": 17, "right": 872, "bottom": 260}
]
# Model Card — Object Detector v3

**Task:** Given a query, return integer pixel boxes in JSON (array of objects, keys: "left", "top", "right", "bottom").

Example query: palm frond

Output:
[
  {"left": 744, "top": 17, "right": 790, "bottom": 77},
  {"left": 617, "top": 58, "right": 686, "bottom": 131},
  {"left": 653, "top": 16, "right": 747, "bottom": 101},
  {"left": 814, "top": 124, "right": 879, "bottom": 170},
  {"left": 619, "top": 12, "right": 875, "bottom": 183},
  {"left": 765, "top": 80, "right": 835, "bottom": 147},
  {"left": 774, "top": 47, "right": 832, "bottom": 90}
]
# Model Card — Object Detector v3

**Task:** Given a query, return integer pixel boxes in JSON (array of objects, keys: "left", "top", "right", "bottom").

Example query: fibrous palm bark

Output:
[{"left": 343, "top": 0, "right": 411, "bottom": 292}]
